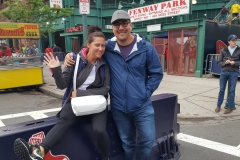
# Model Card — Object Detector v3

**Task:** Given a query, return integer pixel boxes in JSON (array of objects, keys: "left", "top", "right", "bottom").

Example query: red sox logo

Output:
[
  {"left": 29, "top": 132, "right": 70, "bottom": 160},
  {"left": 216, "top": 40, "right": 227, "bottom": 54}
]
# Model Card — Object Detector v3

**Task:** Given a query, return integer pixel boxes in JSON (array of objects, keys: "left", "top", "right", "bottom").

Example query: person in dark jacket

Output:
[
  {"left": 52, "top": 44, "right": 61, "bottom": 53},
  {"left": 221, "top": 6, "right": 229, "bottom": 23},
  {"left": 215, "top": 34, "right": 240, "bottom": 114},
  {"left": 64, "top": 10, "right": 163, "bottom": 160},
  {"left": 13, "top": 26, "right": 110, "bottom": 160}
]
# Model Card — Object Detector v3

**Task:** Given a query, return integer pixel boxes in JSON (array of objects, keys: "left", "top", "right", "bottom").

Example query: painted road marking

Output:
[
  {"left": 0, "top": 108, "right": 61, "bottom": 123},
  {"left": 237, "top": 144, "right": 240, "bottom": 149},
  {"left": 0, "top": 120, "right": 4, "bottom": 127},
  {"left": 178, "top": 133, "right": 240, "bottom": 157},
  {"left": 28, "top": 112, "right": 48, "bottom": 120}
]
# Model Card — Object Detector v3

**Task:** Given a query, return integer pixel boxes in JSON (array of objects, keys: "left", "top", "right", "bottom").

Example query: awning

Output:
[
  {"left": 60, "top": 32, "right": 82, "bottom": 37},
  {"left": 154, "top": 32, "right": 168, "bottom": 38},
  {"left": 154, "top": 31, "right": 197, "bottom": 38}
]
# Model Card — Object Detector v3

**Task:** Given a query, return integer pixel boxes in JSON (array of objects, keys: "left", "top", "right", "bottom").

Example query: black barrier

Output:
[
  {"left": 211, "top": 59, "right": 222, "bottom": 75},
  {"left": 149, "top": 94, "right": 180, "bottom": 160},
  {"left": 151, "top": 94, "right": 180, "bottom": 138},
  {"left": 0, "top": 94, "right": 180, "bottom": 160}
]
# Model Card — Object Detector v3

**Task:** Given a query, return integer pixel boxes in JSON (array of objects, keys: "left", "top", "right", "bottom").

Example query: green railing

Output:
[{"left": 213, "top": 0, "right": 236, "bottom": 22}]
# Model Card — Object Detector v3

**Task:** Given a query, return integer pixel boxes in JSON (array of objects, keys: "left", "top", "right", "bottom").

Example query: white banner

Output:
[
  {"left": 128, "top": 0, "right": 190, "bottom": 23},
  {"left": 79, "top": 0, "right": 90, "bottom": 14},
  {"left": 105, "top": 25, "right": 113, "bottom": 29},
  {"left": 147, "top": 24, "right": 161, "bottom": 32},
  {"left": 50, "top": 0, "right": 62, "bottom": 8}
]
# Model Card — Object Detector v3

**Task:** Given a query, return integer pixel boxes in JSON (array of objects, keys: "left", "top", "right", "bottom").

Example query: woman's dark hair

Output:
[{"left": 86, "top": 25, "right": 105, "bottom": 44}]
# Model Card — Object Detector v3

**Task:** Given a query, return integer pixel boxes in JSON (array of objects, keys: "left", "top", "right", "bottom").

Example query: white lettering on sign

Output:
[{"left": 128, "top": 0, "right": 190, "bottom": 22}]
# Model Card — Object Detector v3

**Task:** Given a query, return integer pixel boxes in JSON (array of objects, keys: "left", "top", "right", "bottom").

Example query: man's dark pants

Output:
[{"left": 217, "top": 71, "right": 239, "bottom": 109}]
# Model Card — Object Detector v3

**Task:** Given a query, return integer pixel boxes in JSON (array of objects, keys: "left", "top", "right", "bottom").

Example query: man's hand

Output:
[
  {"left": 71, "top": 90, "right": 77, "bottom": 98},
  {"left": 225, "top": 60, "right": 231, "bottom": 64},
  {"left": 230, "top": 61, "right": 235, "bottom": 65},
  {"left": 64, "top": 53, "right": 75, "bottom": 67}
]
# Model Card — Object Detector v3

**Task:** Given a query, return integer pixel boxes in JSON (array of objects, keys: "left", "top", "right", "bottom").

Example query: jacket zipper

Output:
[
  {"left": 124, "top": 60, "right": 127, "bottom": 113},
  {"left": 113, "top": 47, "right": 148, "bottom": 113},
  {"left": 225, "top": 48, "right": 238, "bottom": 72}
]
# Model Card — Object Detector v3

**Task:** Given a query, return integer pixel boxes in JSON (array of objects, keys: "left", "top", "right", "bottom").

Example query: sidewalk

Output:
[{"left": 39, "top": 65, "right": 240, "bottom": 119}]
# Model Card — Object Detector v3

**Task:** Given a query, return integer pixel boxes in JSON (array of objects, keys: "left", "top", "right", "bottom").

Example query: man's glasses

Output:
[{"left": 112, "top": 21, "right": 130, "bottom": 28}]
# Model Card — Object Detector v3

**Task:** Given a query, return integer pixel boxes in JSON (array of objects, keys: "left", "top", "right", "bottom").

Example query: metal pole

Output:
[
  {"left": 149, "top": 32, "right": 152, "bottom": 43},
  {"left": 225, "top": 82, "right": 236, "bottom": 109},
  {"left": 82, "top": 14, "right": 87, "bottom": 44}
]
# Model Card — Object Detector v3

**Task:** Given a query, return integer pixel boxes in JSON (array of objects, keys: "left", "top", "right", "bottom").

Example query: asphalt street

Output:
[
  {"left": 0, "top": 89, "right": 240, "bottom": 160},
  {"left": 0, "top": 88, "right": 61, "bottom": 126},
  {"left": 179, "top": 120, "right": 240, "bottom": 160}
]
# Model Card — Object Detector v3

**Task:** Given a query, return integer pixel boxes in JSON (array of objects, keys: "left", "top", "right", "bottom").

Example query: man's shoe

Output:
[
  {"left": 14, "top": 138, "right": 43, "bottom": 160},
  {"left": 215, "top": 107, "right": 221, "bottom": 113},
  {"left": 224, "top": 109, "right": 233, "bottom": 114},
  {"left": 224, "top": 106, "right": 236, "bottom": 110}
]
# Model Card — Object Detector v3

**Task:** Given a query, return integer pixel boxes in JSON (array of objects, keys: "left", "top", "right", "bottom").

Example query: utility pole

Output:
[{"left": 79, "top": 0, "right": 90, "bottom": 43}]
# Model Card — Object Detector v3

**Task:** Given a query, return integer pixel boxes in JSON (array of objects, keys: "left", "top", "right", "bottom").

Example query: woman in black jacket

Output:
[{"left": 14, "top": 26, "right": 110, "bottom": 160}]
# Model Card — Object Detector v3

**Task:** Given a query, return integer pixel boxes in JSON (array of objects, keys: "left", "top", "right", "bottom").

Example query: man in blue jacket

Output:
[{"left": 64, "top": 10, "right": 163, "bottom": 160}]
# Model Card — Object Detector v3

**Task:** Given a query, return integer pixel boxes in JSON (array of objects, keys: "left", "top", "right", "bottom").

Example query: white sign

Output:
[
  {"left": 105, "top": 25, "right": 113, "bottom": 29},
  {"left": 50, "top": 0, "right": 62, "bottom": 8},
  {"left": 128, "top": 0, "right": 190, "bottom": 23},
  {"left": 147, "top": 24, "right": 161, "bottom": 32},
  {"left": 79, "top": 0, "right": 90, "bottom": 14}
]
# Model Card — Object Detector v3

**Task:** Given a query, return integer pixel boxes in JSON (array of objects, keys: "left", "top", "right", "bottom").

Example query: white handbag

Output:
[{"left": 71, "top": 54, "right": 107, "bottom": 116}]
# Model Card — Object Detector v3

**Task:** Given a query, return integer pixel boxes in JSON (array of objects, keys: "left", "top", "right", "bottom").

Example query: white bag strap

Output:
[{"left": 73, "top": 54, "right": 80, "bottom": 90}]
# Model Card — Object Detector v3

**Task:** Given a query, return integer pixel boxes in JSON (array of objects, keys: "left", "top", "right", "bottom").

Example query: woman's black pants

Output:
[{"left": 40, "top": 102, "right": 110, "bottom": 160}]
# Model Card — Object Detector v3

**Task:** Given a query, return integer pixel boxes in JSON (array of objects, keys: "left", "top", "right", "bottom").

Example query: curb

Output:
[
  {"left": 177, "top": 114, "right": 240, "bottom": 122},
  {"left": 39, "top": 85, "right": 65, "bottom": 99}
]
